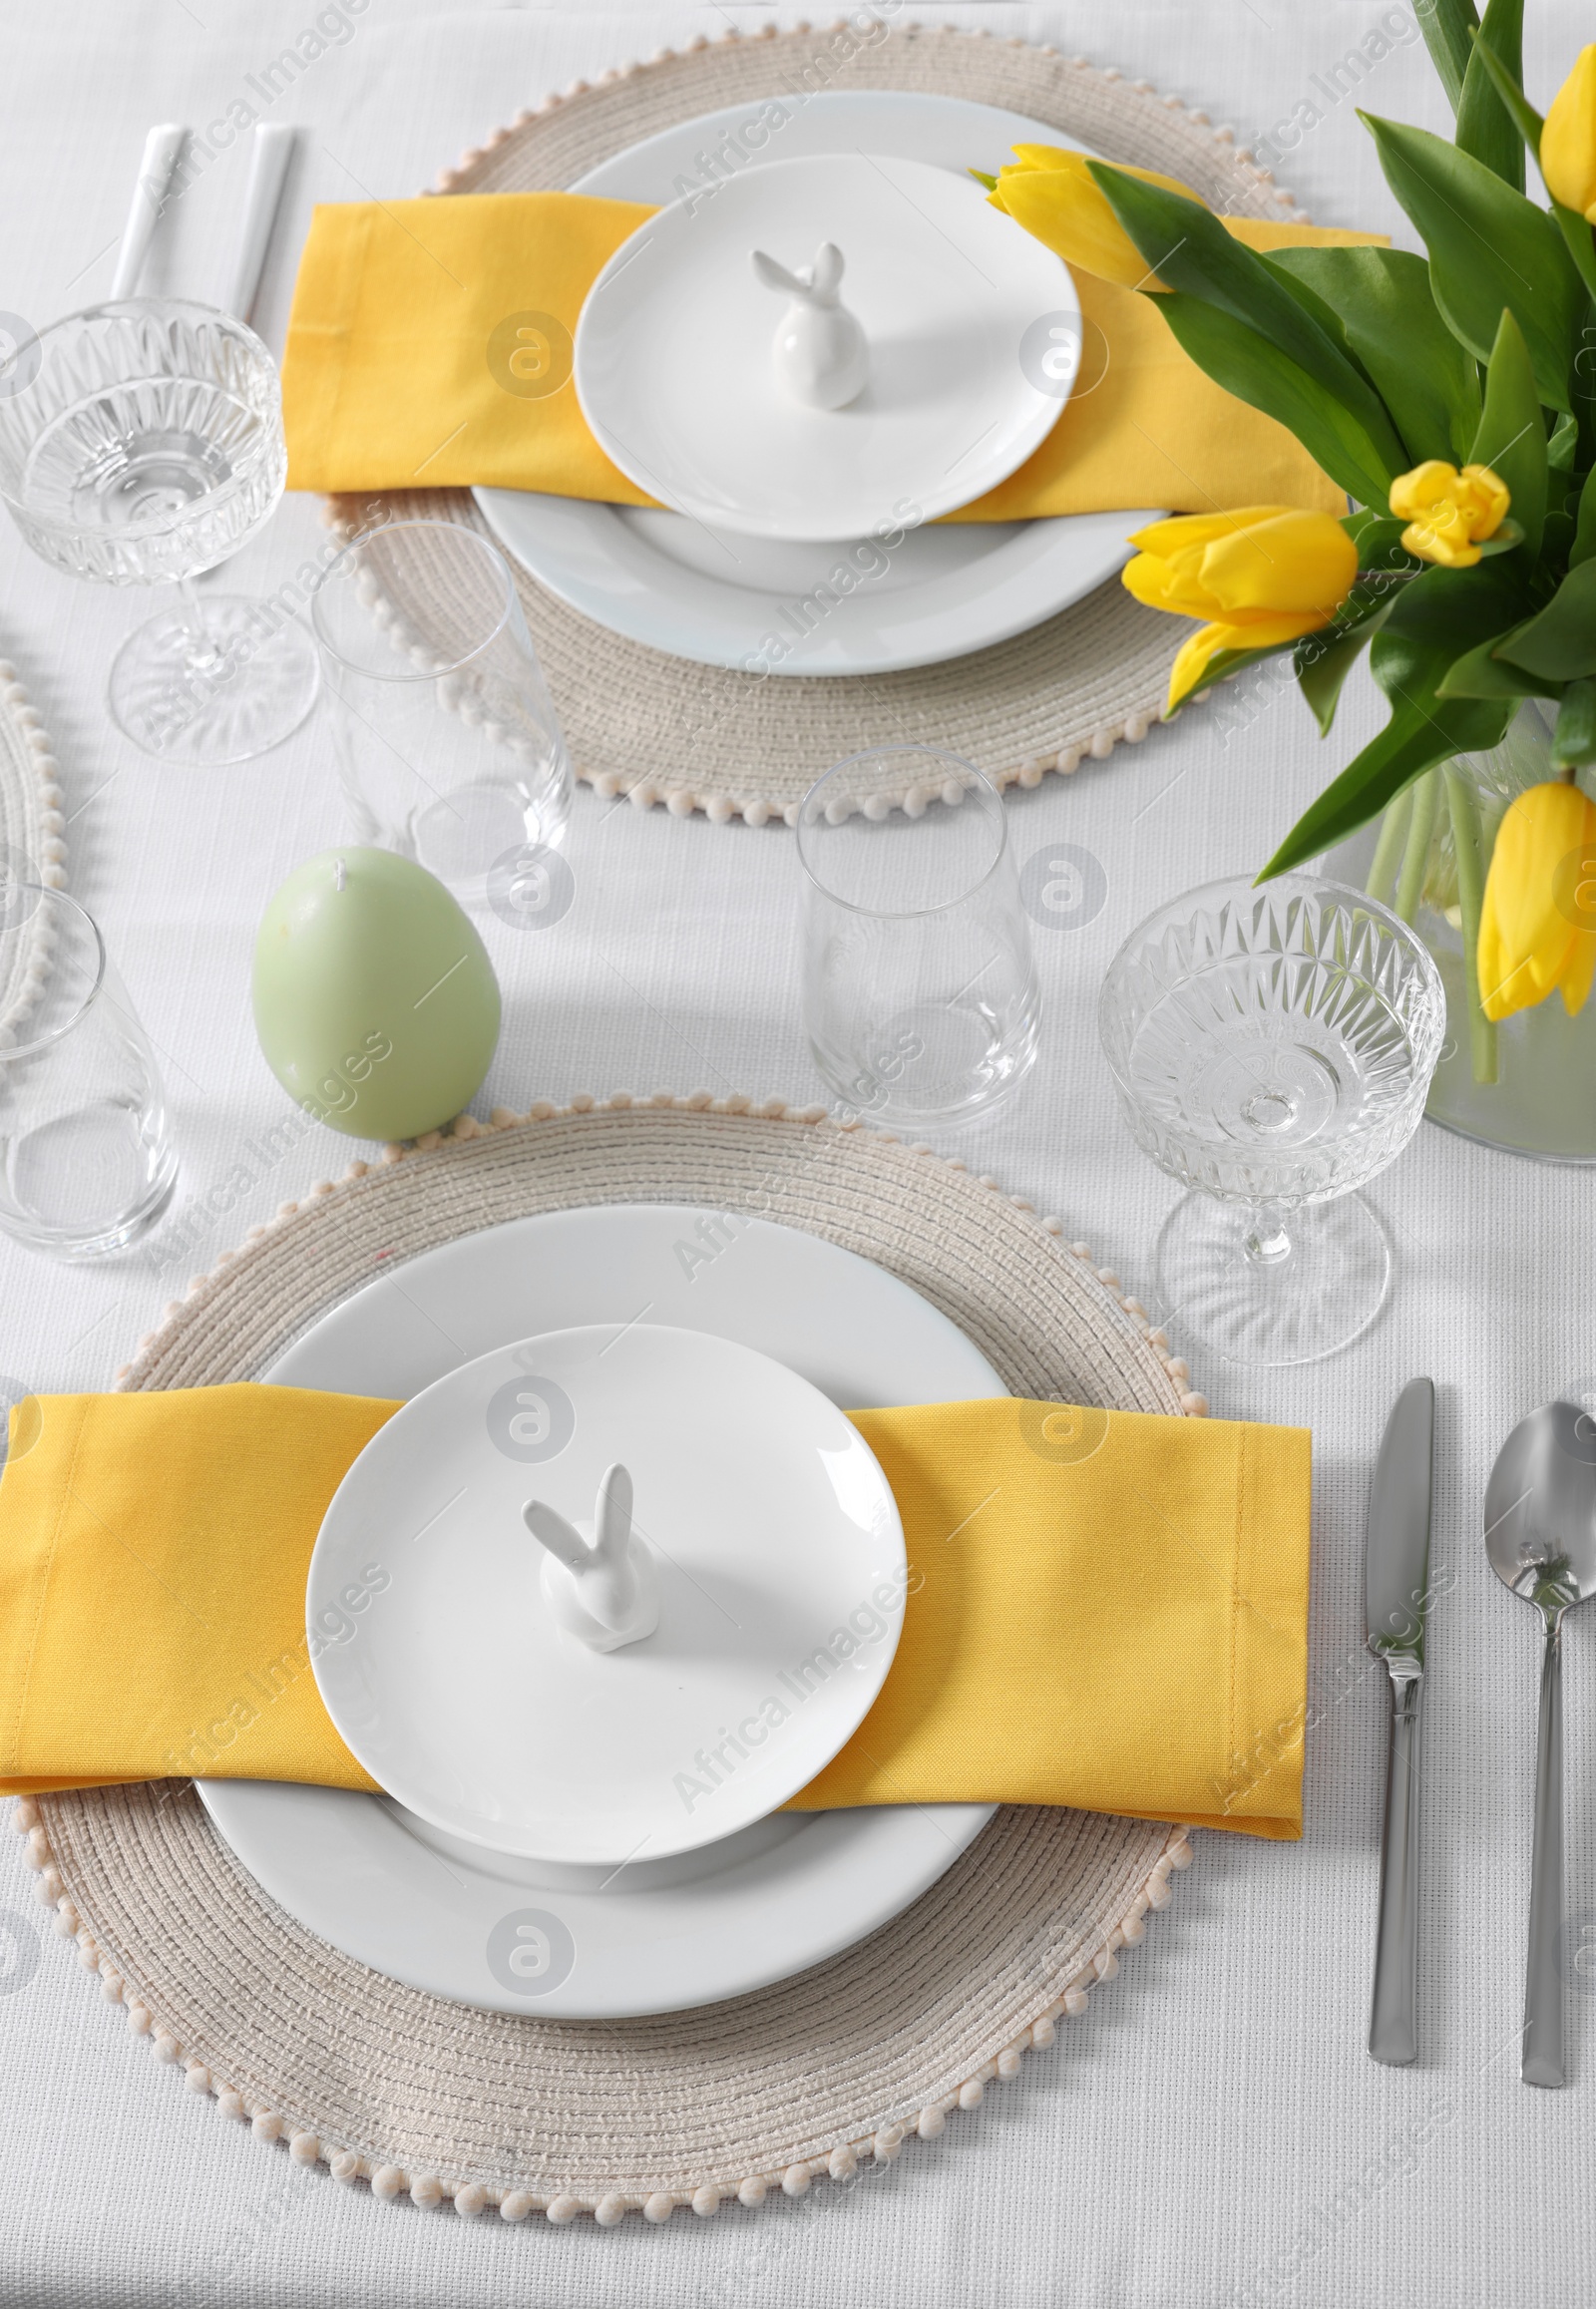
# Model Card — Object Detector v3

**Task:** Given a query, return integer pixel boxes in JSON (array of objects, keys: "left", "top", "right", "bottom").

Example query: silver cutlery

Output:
[
  {"left": 1367, "top": 1376, "right": 1435, "bottom": 2067},
  {"left": 223, "top": 123, "right": 296, "bottom": 324},
  {"left": 1484, "top": 1402, "right": 1596, "bottom": 2087},
  {"left": 110, "top": 123, "right": 188, "bottom": 300}
]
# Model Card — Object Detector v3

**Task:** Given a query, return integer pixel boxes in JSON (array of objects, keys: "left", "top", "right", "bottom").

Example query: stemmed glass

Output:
[
  {"left": 1098, "top": 874, "right": 1445, "bottom": 1365},
  {"left": 798, "top": 745, "right": 1039, "bottom": 1128},
  {"left": 0, "top": 298, "right": 317, "bottom": 765}
]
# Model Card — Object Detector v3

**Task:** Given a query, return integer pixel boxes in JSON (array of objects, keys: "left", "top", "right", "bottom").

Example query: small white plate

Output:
[
  {"left": 574, "top": 151, "right": 1074, "bottom": 542},
  {"left": 307, "top": 1322, "right": 905, "bottom": 1867},
  {"left": 201, "top": 1204, "right": 1001, "bottom": 2018},
  {"left": 476, "top": 91, "right": 1157, "bottom": 673}
]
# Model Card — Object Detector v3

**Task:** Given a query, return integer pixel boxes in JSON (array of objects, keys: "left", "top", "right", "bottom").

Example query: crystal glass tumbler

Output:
[
  {"left": 0, "top": 883, "right": 178, "bottom": 1258},
  {"left": 311, "top": 521, "right": 574, "bottom": 893},
  {"left": 798, "top": 747, "right": 1040, "bottom": 1128},
  {"left": 0, "top": 299, "right": 317, "bottom": 765},
  {"left": 1098, "top": 874, "right": 1445, "bottom": 1365}
]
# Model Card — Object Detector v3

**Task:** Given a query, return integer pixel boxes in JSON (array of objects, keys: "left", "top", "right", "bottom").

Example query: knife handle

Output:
[
  {"left": 1369, "top": 1671, "right": 1422, "bottom": 2066},
  {"left": 1523, "top": 1618, "right": 1564, "bottom": 2088}
]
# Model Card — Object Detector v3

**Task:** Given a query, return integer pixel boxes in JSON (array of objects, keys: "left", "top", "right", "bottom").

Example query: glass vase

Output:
[{"left": 1327, "top": 701, "right": 1596, "bottom": 1162}]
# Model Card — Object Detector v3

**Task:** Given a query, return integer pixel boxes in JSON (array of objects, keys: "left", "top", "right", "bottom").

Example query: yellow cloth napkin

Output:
[
  {"left": 0, "top": 1386, "right": 1311, "bottom": 1837},
  {"left": 281, "top": 190, "right": 1376, "bottom": 520}
]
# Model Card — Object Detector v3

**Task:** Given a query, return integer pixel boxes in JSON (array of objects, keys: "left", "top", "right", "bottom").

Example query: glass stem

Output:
[
  {"left": 1241, "top": 1202, "right": 1293, "bottom": 1266},
  {"left": 175, "top": 575, "right": 225, "bottom": 677},
  {"left": 1443, "top": 764, "right": 1498, "bottom": 1087},
  {"left": 1394, "top": 769, "right": 1440, "bottom": 925}
]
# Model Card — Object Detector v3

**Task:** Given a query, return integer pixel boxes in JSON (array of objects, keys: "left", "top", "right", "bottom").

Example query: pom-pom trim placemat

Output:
[
  {"left": 325, "top": 21, "right": 1302, "bottom": 825},
  {"left": 21, "top": 1097, "right": 1205, "bottom": 2225}
]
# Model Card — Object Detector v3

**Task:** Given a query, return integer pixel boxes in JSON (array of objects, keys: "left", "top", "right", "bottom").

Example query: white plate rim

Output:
[{"left": 198, "top": 1204, "right": 1002, "bottom": 2018}]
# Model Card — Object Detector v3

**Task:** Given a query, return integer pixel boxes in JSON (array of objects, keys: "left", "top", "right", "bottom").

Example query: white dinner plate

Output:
[
  {"left": 200, "top": 1204, "right": 1001, "bottom": 2018},
  {"left": 574, "top": 151, "right": 1072, "bottom": 542},
  {"left": 475, "top": 90, "right": 1158, "bottom": 673},
  {"left": 306, "top": 1323, "right": 906, "bottom": 1866}
]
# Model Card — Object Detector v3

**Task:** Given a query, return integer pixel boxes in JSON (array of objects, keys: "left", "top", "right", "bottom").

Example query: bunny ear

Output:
[
  {"left": 523, "top": 1498, "right": 592, "bottom": 1573},
  {"left": 809, "top": 242, "right": 845, "bottom": 298},
  {"left": 752, "top": 248, "right": 806, "bottom": 297},
  {"left": 595, "top": 1461, "right": 633, "bottom": 1559}
]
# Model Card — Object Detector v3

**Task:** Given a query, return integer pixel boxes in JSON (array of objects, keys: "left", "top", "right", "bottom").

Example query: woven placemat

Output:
[
  {"left": 0, "top": 651, "right": 68, "bottom": 1035},
  {"left": 19, "top": 1099, "right": 1207, "bottom": 2226},
  {"left": 326, "top": 21, "right": 1305, "bottom": 825}
]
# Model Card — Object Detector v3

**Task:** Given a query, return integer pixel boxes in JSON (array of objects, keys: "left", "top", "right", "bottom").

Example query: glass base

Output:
[
  {"left": 1153, "top": 1190, "right": 1391, "bottom": 1368},
  {"left": 109, "top": 596, "right": 319, "bottom": 765},
  {"left": 2, "top": 1133, "right": 178, "bottom": 1261}
]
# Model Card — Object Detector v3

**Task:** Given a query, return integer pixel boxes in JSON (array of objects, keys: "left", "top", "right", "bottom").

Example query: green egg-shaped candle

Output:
[{"left": 252, "top": 848, "right": 501, "bottom": 1140}]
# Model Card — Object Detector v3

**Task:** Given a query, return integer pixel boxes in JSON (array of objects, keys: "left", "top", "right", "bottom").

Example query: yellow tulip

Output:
[
  {"left": 986, "top": 146, "right": 1205, "bottom": 291},
  {"left": 1476, "top": 781, "right": 1596, "bottom": 1021},
  {"left": 1121, "top": 507, "right": 1360, "bottom": 711},
  {"left": 1541, "top": 44, "right": 1596, "bottom": 221},
  {"left": 1388, "top": 461, "right": 1509, "bottom": 569}
]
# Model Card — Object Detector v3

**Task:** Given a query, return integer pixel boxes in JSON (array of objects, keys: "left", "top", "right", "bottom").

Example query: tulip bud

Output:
[
  {"left": 1477, "top": 781, "right": 1596, "bottom": 1021},
  {"left": 1121, "top": 508, "right": 1360, "bottom": 710},
  {"left": 1389, "top": 462, "right": 1509, "bottom": 570},
  {"left": 1541, "top": 45, "right": 1596, "bottom": 223},
  {"left": 987, "top": 148, "right": 1205, "bottom": 292}
]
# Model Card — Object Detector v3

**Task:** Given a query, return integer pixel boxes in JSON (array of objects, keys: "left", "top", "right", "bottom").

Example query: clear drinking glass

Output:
[
  {"left": 311, "top": 521, "right": 574, "bottom": 893},
  {"left": 0, "top": 883, "right": 178, "bottom": 1257},
  {"left": 798, "top": 746, "right": 1040, "bottom": 1127},
  {"left": 1098, "top": 874, "right": 1446, "bottom": 1366},
  {"left": 0, "top": 299, "right": 318, "bottom": 765}
]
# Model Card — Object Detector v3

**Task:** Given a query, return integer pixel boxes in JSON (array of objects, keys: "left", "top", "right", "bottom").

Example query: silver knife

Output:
[{"left": 1366, "top": 1375, "right": 1435, "bottom": 2067}]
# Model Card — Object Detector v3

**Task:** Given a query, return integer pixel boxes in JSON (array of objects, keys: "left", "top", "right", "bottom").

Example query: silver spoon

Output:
[{"left": 1484, "top": 1401, "right": 1596, "bottom": 2087}]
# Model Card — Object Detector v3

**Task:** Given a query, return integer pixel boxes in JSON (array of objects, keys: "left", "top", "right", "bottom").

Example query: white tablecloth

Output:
[{"left": 1, "top": 5, "right": 1592, "bottom": 2302}]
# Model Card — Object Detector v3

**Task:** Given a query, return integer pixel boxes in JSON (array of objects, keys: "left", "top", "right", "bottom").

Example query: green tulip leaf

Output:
[
  {"left": 1342, "top": 511, "right": 1424, "bottom": 572},
  {"left": 1455, "top": 0, "right": 1525, "bottom": 192},
  {"left": 1362, "top": 113, "right": 1583, "bottom": 412},
  {"left": 1151, "top": 292, "right": 1404, "bottom": 511},
  {"left": 1087, "top": 166, "right": 1410, "bottom": 483},
  {"left": 1258, "top": 689, "right": 1513, "bottom": 878},
  {"left": 1467, "top": 24, "right": 1546, "bottom": 155},
  {"left": 1415, "top": 0, "right": 1480, "bottom": 112},
  {"left": 1434, "top": 625, "right": 1562, "bottom": 697},
  {"left": 1468, "top": 307, "right": 1546, "bottom": 557},
  {"left": 1573, "top": 464, "right": 1596, "bottom": 568},
  {"left": 1265, "top": 246, "right": 1481, "bottom": 465},
  {"left": 1472, "top": 518, "right": 1528, "bottom": 557},
  {"left": 1552, "top": 677, "right": 1596, "bottom": 767},
  {"left": 968, "top": 168, "right": 998, "bottom": 192},
  {"left": 1495, "top": 558, "right": 1596, "bottom": 677},
  {"left": 1548, "top": 412, "right": 1581, "bottom": 473},
  {"left": 1296, "top": 598, "right": 1396, "bottom": 736},
  {"left": 1552, "top": 202, "right": 1596, "bottom": 306}
]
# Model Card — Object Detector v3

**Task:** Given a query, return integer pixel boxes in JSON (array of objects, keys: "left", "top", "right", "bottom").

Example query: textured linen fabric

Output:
[
  {"left": 0, "top": 4, "right": 1594, "bottom": 2305},
  {"left": 0, "top": 1385, "right": 1311, "bottom": 1832}
]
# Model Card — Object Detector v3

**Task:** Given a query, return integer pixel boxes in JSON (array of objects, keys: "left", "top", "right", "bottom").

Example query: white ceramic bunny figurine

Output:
[
  {"left": 523, "top": 1462, "right": 659, "bottom": 1655},
  {"left": 751, "top": 242, "right": 870, "bottom": 411}
]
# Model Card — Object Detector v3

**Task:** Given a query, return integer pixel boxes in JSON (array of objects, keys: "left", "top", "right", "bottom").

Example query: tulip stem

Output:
[
  {"left": 1395, "top": 770, "right": 1441, "bottom": 925},
  {"left": 1368, "top": 788, "right": 1412, "bottom": 907},
  {"left": 1444, "top": 765, "right": 1498, "bottom": 1086}
]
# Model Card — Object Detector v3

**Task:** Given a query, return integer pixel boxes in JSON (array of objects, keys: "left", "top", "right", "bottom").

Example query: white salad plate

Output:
[
  {"left": 573, "top": 150, "right": 1073, "bottom": 542},
  {"left": 200, "top": 1204, "right": 1001, "bottom": 2018},
  {"left": 475, "top": 89, "right": 1157, "bottom": 673},
  {"left": 306, "top": 1322, "right": 906, "bottom": 1867}
]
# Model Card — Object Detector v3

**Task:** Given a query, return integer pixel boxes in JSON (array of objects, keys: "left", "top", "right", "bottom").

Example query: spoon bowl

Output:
[{"left": 1484, "top": 1401, "right": 1596, "bottom": 2087}]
